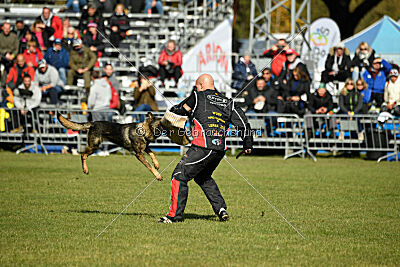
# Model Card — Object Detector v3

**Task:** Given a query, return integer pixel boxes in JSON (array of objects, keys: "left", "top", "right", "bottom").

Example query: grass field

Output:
[{"left": 0, "top": 152, "right": 399, "bottom": 265}]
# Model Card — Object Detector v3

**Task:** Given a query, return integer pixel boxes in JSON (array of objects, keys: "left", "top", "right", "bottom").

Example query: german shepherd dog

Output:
[{"left": 58, "top": 112, "right": 164, "bottom": 180}]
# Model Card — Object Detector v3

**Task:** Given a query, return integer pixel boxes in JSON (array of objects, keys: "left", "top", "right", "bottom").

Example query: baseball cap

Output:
[
  {"left": 88, "top": 22, "right": 97, "bottom": 28},
  {"left": 389, "top": 69, "right": 399, "bottom": 77},
  {"left": 54, "top": 38, "right": 62, "bottom": 44},
  {"left": 38, "top": 59, "right": 47, "bottom": 68},
  {"left": 285, "top": 48, "right": 299, "bottom": 56},
  {"left": 73, "top": 39, "right": 82, "bottom": 47}
]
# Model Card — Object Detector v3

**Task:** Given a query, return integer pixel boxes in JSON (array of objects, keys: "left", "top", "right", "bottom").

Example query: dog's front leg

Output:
[
  {"left": 135, "top": 153, "right": 162, "bottom": 181},
  {"left": 145, "top": 147, "right": 159, "bottom": 170}
]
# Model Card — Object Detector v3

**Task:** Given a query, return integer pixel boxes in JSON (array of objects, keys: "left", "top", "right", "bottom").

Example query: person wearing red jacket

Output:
[
  {"left": 23, "top": 41, "right": 44, "bottom": 69},
  {"left": 37, "top": 7, "right": 63, "bottom": 40},
  {"left": 5, "top": 54, "right": 35, "bottom": 104},
  {"left": 262, "top": 39, "right": 289, "bottom": 77},
  {"left": 158, "top": 40, "right": 182, "bottom": 85}
]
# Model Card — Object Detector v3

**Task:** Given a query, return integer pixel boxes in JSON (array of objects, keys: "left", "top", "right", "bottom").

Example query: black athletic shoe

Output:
[
  {"left": 158, "top": 216, "right": 173, "bottom": 224},
  {"left": 218, "top": 208, "right": 229, "bottom": 221}
]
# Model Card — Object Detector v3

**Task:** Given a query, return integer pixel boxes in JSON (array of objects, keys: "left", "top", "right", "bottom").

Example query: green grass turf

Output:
[{"left": 0, "top": 152, "right": 399, "bottom": 265}]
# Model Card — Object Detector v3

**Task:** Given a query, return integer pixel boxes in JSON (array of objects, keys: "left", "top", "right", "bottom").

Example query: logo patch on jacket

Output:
[
  {"left": 207, "top": 95, "right": 228, "bottom": 107},
  {"left": 211, "top": 138, "right": 222, "bottom": 145}
]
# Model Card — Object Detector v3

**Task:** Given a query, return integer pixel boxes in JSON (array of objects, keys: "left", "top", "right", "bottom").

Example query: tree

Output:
[{"left": 322, "top": 0, "right": 382, "bottom": 39}]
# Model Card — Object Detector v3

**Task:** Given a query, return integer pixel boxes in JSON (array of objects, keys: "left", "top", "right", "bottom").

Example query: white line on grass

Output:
[
  {"left": 95, "top": 158, "right": 177, "bottom": 239},
  {"left": 223, "top": 156, "right": 306, "bottom": 239}
]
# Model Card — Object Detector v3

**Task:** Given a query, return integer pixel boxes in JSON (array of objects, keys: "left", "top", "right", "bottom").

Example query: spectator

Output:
[
  {"left": 278, "top": 48, "right": 310, "bottom": 83},
  {"left": 62, "top": 26, "right": 80, "bottom": 52},
  {"left": 134, "top": 76, "right": 159, "bottom": 116},
  {"left": 0, "top": 22, "right": 19, "bottom": 72},
  {"left": 109, "top": 4, "right": 130, "bottom": 33},
  {"left": 103, "top": 64, "right": 119, "bottom": 92},
  {"left": 338, "top": 78, "right": 364, "bottom": 140},
  {"left": 306, "top": 83, "right": 334, "bottom": 138},
  {"left": 6, "top": 54, "right": 35, "bottom": 92},
  {"left": 19, "top": 30, "right": 40, "bottom": 54},
  {"left": 381, "top": 69, "right": 400, "bottom": 116},
  {"left": 262, "top": 38, "right": 289, "bottom": 77},
  {"left": 231, "top": 53, "right": 257, "bottom": 90},
  {"left": 44, "top": 39, "right": 69, "bottom": 85},
  {"left": 79, "top": 3, "right": 105, "bottom": 34},
  {"left": 67, "top": 39, "right": 97, "bottom": 92},
  {"left": 31, "top": 20, "right": 54, "bottom": 52},
  {"left": 144, "top": 0, "right": 164, "bottom": 15},
  {"left": 36, "top": 7, "right": 63, "bottom": 40},
  {"left": 62, "top": 19, "right": 81, "bottom": 41},
  {"left": 62, "top": 0, "right": 87, "bottom": 13},
  {"left": 261, "top": 68, "right": 274, "bottom": 86},
  {"left": 355, "top": 78, "right": 369, "bottom": 114},
  {"left": 10, "top": 75, "right": 41, "bottom": 133},
  {"left": 158, "top": 40, "right": 182, "bottom": 85},
  {"left": 351, "top": 41, "right": 375, "bottom": 81},
  {"left": 82, "top": 23, "right": 105, "bottom": 56},
  {"left": 308, "top": 83, "right": 333, "bottom": 114},
  {"left": 14, "top": 20, "right": 30, "bottom": 39},
  {"left": 339, "top": 78, "right": 363, "bottom": 116},
  {"left": 95, "top": 0, "right": 116, "bottom": 13},
  {"left": 362, "top": 57, "right": 392, "bottom": 108},
  {"left": 23, "top": 41, "right": 44, "bottom": 69},
  {"left": 321, "top": 42, "right": 351, "bottom": 83},
  {"left": 279, "top": 66, "right": 310, "bottom": 115},
  {"left": 244, "top": 78, "right": 281, "bottom": 113},
  {"left": 35, "top": 59, "right": 63, "bottom": 105},
  {"left": 87, "top": 70, "right": 114, "bottom": 121}
]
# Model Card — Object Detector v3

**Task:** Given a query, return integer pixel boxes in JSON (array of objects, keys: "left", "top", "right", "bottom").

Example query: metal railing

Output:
[{"left": 1, "top": 108, "right": 399, "bottom": 162}]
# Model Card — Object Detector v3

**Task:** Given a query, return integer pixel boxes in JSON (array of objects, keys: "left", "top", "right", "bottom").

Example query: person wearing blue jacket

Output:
[
  {"left": 362, "top": 57, "right": 392, "bottom": 107},
  {"left": 44, "top": 39, "right": 69, "bottom": 85},
  {"left": 231, "top": 53, "right": 258, "bottom": 90}
]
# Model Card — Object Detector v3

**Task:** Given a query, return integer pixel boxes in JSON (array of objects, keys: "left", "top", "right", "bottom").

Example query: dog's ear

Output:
[{"left": 147, "top": 112, "right": 154, "bottom": 123}]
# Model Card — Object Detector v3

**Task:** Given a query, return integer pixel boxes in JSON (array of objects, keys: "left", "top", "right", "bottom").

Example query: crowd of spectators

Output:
[
  {"left": 233, "top": 39, "right": 400, "bottom": 119},
  {"left": 0, "top": 1, "right": 176, "bottom": 122}
]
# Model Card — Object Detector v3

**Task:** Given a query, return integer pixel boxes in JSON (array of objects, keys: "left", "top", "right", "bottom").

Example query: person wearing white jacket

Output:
[
  {"left": 10, "top": 75, "right": 41, "bottom": 133},
  {"left": 87, "top": 70, "right": 112, "bottom": 121},
  {"left": 382, "top": 69, "right": 400, "bottom": 116}
]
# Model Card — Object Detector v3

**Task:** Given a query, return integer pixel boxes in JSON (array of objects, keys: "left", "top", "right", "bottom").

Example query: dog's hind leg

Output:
[
  {"left": 145, "top": 147, "right": 159, "bottom": 170},
  {"left": 81, "top": 134, "right": 102, "bottom": 175},
  {"left": 135, "top": 153, "right": 162, "bottom": 181}
]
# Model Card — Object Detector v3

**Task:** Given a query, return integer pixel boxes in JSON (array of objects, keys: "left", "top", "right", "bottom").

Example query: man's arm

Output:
[
  {"left": 231, "top": 103, "right": 253, "bottom": 150},
  {"left": 170, "top": 88, "right": 197, "bottom": 116}
]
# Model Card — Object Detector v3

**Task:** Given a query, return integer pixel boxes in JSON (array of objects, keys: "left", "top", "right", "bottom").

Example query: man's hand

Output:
[
  {"left": 291, "top": 96, "right": 300, "bottom": 101},
  {"left": 20, "top": 109, "right": 26, "bottom": 116},
  {"left": 329, "top": 71, "right": 335, "bottom": 76},
  {"left": 90, "top": 46, "right": 97, "bottom": 52},
  {"left": 247, "top": 75, "right": 254, "bottom": 80},
  {"left": 387, "top": 103, "right": 393, "bottom": 110},
  {"left": 277, "top": 96, "right": 283, "bottom": 101},
  {"left": 236, "top": 148, "right": 252, "bottom": 159},
  {"left": 77, "top": 68, "right": 84, "bottom": 74},
  {"left": 162, "top": 60, "right": 168, "bottom": 66}
]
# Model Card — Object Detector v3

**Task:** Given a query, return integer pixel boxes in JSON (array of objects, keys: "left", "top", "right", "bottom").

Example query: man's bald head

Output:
[{"left": 195, "top": 74, "right": 214, "bottom": 91}]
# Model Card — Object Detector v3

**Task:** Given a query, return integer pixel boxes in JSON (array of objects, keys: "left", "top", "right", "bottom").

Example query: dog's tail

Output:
[{"left": 57, "top": 112, "right": 93, "bottom": 131}]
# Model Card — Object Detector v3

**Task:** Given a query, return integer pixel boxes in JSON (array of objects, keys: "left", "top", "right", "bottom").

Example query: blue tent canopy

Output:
[{"left": 343, "top": 16, "right": 400, "bottom": 58}]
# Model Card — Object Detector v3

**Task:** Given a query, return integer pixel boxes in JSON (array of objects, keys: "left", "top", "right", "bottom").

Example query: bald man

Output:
[{"left": 159, "top": 74, "right": 253, "bottom": 223}]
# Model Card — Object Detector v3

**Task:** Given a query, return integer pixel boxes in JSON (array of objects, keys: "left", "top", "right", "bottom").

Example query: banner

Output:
[
  {"left": 301, "top": 18, "right": 341, "bottom": 72},
  {"left": 179, "top": 17, "right": 233, "bottom": 92}
]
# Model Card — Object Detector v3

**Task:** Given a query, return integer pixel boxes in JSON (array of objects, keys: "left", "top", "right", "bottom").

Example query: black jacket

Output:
[
  {"left": 82, "top": 32, "right": 105, "bottom": 52},
  {"left": 282, "top": 78, "right": 310, "bottom": 99},
  {"left": 324, "top": 48, "right": 352, "bottom": 75},
  {"left": 351, "top": 48, "right": 375, "bottom": 69},
  {"left": 244, "top": 85, "right": 281, "bottom": 112},
  {"left": 109, "top": 13, "right": 130, "bottom": 32},
  {"left": 308, "top": 91, "right": 333, "bottom": 113},
  {"left": 78, "top": 9, "right": 105, "bottom": 33},
  {"left": 172, "top": 89, "right": 253, "bottom": 151},
  {"left": 278, "top": 59, "right": 310, "bottom": 82},
  {"left": 339, "top": 90, "right": 363, "bottom": 114}
]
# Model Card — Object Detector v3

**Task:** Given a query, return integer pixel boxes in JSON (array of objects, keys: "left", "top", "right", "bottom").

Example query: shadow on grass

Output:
[
  {"left": 68, "top": 209, "right": 156, "bottom": 217},
  {"left": 67, "top": 210, "right": 218, "bottom": 221}
]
